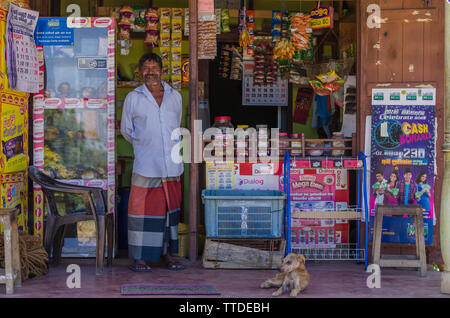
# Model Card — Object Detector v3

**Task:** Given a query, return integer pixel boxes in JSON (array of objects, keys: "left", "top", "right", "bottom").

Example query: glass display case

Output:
[{"left": 32, "top": 17, "right": 115, "bottom": 257}]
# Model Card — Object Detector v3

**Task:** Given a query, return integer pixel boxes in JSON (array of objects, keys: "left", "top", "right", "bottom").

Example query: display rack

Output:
[{"left": 283, "top": 150, "right": 369, "bottom": 269}]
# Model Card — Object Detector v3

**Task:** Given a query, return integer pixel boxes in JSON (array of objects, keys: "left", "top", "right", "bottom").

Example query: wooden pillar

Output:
[
  {"left": 441, "top": 0, "right": 450, "bottom": 294},
  {"left": 188, "top": 0, "right": 199, "bottom": 262}
]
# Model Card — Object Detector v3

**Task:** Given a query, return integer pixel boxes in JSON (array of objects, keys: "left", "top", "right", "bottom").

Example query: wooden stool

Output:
[
  {"left": 372, "top": 204, "right": 427, "bottom": 277},
  {"left": 0, "top": 208, "right": 22, "bottom": 294}
]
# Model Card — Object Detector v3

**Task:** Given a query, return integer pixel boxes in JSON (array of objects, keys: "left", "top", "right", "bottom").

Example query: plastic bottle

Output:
[
  {"left": 277, "top": 132, "right": 289, "bottom": 157},
  {"left": 212, "top": 116, "right": 234, "bottom": 157},
  {"left": 290, "top": 133, "right": 302, "bottom": 156}
]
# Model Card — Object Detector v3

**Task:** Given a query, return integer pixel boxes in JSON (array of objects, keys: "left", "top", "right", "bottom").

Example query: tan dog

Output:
[{"left": 260, "top": 253, "right": 309, "bottom": 297}]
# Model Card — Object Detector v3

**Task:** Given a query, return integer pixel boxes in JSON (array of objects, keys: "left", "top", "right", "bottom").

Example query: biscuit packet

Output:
[
  {"left": 221, "top": 9, "right": 230, "bottom": 33},
  {"left": 171, "top": 75, "right": 182, "bottom": 90},
  {"left": 171, "top": 47, "right": 182, "bottom": 61},
  {"left": 160, "top": 18, "right": 171, "bottom": 33},
  {"left": 160, "top": 33, "right": 171, "bottom": 47},
  {"left": 184, "top": 8, "right": 189, "bottom": 36},
  {"left": 171, "top": 32, "right": 182, "bottom": 47},
  {"left": 160, "top": 47, "right": 171, "bottom": 62},
  {"left": 159, "top": 8, "right": 171, "bottom": 20},
  {"left": 172, "top": 8, "right": 183, "bottom": 19},
  {"left": 171, "top": 61, "right": 182, "bottom": 75},
  {"left": 162, "top": 61, "right": 171, "bottom": 76}
]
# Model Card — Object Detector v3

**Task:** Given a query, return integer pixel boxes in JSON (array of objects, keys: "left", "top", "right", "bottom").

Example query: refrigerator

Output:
[{"left": 32, "top": 17, "right": 115, "bottom": 257}]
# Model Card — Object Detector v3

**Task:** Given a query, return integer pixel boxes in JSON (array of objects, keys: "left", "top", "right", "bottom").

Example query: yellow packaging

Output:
[
  {"left": 162, "top": 61, "right": 171, "bottom": 76},
  {"left": 171, "top": 17, "right": 182, "bottom": 34},
  {"left": 160, "top": 32, "right": 171, "bottom": 47},
  {"left": 205, "top": 161, "right": 235, "bottom": 190},
  {"left": 171, "top": 32, "right": 182, "bottom": 47},
  {"left": 0, "top": 171, "right": 28, "bottom": 233},
  {"left": 171, "top": 47, "right": 182, "bottom": 61},
  {"left": 171, "top": 75, "right": 182, "bottom": 90},
  {"left": 0, "top": 91, "right": 29, "bottom": 173},
  {"left": 160, "top": 18, "right": 171, "bottom": 33},
  {"left": 0, "top": 9, "right": 9, "bottom": 91},
  {"left": 159, "top": 8, "right": 171, "bottom": 20},
  {"left": 159, "top": 47, "right": 171, "bottom": 62},
  {"left": 172, "top": 8, "right": 183, "bottom": 19},
  {"left": 171, "top": 61, "right": 182, "bottom": 75}
]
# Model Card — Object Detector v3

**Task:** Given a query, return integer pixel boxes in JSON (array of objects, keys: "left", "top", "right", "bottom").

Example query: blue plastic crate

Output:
[{"left": 202, "top": 190, "right": 286, "bottom": 238}]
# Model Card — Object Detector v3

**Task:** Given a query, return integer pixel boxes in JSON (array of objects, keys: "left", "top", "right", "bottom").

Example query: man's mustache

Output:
[{"left": 144, "top": 74, "right": 159, "bottom": 79}]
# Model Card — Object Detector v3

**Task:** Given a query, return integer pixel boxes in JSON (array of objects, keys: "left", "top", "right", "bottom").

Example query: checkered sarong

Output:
[{"left": 127, "top": 174, "right": 181, "bottom": 262}]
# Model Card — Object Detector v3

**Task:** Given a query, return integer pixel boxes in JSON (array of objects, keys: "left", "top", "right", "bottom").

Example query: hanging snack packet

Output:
[
  {"left": 172, "top": 8, "right": 183, "bottom": 19},
  {"left": 171, "top": 47, "right": 182, "bottom": 61},
  {"left": 216, "top": 9, "right": 221, "bottom": 34},
  {"left": 171, "top": 61, "right": 182, "bottom": 75},
  {"left": 159, "top": 8, "right": 171, "bottom": 20},
  {"left": 316, "top": 70, "right": 344, "bottom": 84},
  {"left": 162, "top": 61, "right": 171, "bottom": 76},
  {"left": 309, "top": 79, "right": 332, "bottom": 96},
  {"left": 184, "top": 8, "right": 189, "bottom": 36},
  {"left": 171, "top": 75, "right": 182, "bottom": 90},
  {"left": 160, "top": 33, "right": 171, "bottom": 47},
  {"left": 172, "top": 32, "right": 182, "bottom": 47},
  {"left": 272, "top": 10, "right": 282, "bottom": 44},
  {"left": 160, "top": 18, "right": 171, "bottom": 33},
  {"left": 172, "top": 18, "right": 182, "bottom": 33},
  {"left": 160, "top": 47, "right": 171, "bottom": 62},
  {"left": 144, "top": 30, "right": 159, "bottom": 47},
  {"left": 221, "top": 9, "right": 230, "bottom": 33}
]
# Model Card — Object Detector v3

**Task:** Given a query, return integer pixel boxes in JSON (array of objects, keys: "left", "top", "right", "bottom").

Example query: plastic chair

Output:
[{"left": 29, "top": 166, "right": 114, "bottom": 275}]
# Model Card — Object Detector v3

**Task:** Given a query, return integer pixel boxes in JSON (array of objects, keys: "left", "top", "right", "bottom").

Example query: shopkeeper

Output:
[{"left": 120, "top": 53, "right": 184, "bottom": 272}]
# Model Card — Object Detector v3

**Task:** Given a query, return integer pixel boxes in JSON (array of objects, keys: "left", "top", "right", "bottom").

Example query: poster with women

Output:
[{"left": 369, "top": 88, "right": 435, "bottom": 244}]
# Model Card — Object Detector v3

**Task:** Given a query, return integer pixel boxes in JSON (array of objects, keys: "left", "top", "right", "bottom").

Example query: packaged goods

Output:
[
  {"left": 198, "top": 18, "right": 217, "bottom": 59},
  {"left": 221, "top": 9, "right": 230, "bottom": 33},
  {"left": 290, "top": 13, "right": 312, "bottom": 51}
]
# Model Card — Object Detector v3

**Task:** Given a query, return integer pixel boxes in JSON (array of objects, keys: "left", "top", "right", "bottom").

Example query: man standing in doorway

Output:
[{"left": 120, "top": 53, "right": 184, "bottom": 272}]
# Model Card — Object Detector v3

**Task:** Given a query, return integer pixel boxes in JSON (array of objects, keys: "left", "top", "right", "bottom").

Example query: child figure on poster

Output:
[
  {"left": 384, "top": 170, "right": 399, "bottom": 205},
  {"left": 397, "top": 168, "right": 418, "bottom": 206},
  {"left": 415, "top": 171, "right": 431, "bottom": 212},
  {"left": 372, "top": 171, "right": 388, "bottom": 205}
]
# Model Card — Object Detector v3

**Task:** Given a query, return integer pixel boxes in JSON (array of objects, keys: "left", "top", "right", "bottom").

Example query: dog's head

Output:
[{"left": 280, "top": 253, "right": 306, "bottom": 273}]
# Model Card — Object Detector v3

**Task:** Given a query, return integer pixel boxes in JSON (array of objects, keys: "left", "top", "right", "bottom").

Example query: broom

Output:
[{"left": 0, "top": 232, "right": 48, "bottom": 280}]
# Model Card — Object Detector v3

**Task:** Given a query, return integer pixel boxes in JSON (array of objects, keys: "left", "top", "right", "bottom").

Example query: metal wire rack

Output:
[
  {"left": 283, "top": 152, "right": 370, "bottom": 268},
  {"left": 291, "top": 243, "right": 365, "bottom": 261}
]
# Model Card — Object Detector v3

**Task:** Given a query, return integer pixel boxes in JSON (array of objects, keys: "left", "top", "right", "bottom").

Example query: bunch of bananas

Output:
[
  {"left": 274, "top": 39, "right": 295, "bottom": 60},
  {"left": 239, "top": 28, "right": 251, "bottom": 48}
]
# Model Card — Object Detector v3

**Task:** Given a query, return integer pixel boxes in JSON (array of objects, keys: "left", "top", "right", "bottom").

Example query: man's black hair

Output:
[
  {"left": 403, "top": 168, "right": 412, "bottom": 175},
  {"left": 139, "top": 53, "right": 163, "bottom": 70}
]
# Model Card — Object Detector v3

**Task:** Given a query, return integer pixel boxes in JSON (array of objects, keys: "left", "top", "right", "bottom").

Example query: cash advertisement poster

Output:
[{"left": 370, "top": 88, "right": 436, "bottom": 244}]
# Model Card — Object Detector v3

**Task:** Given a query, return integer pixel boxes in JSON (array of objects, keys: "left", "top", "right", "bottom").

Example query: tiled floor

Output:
[{"left": 1, "top": 255, "right": 449, "bottom": 298}]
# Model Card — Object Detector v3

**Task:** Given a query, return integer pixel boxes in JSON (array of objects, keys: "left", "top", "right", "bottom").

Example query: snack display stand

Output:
[{"left": 283, "top": 149, "right": 369, "bottom": 269}]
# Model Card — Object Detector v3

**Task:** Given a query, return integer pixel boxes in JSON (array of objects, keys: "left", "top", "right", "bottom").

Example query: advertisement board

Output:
[{"left": 370, "top": 88, "right": 436, "bottom": 244}]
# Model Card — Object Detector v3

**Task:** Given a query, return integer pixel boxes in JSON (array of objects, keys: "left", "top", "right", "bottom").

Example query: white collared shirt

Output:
[{"left": 120, "top": 81, "right": 184, "bottom": 178}]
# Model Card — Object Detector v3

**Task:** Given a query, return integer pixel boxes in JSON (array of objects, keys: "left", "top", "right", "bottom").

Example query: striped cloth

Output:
[{"left": 127, "top": 174, "right": 181, "bottom": 262}]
